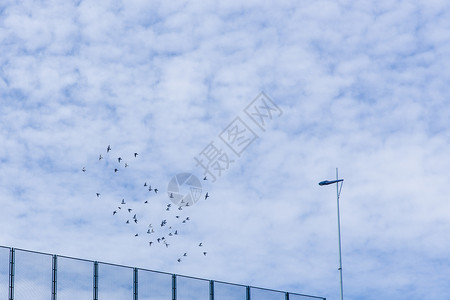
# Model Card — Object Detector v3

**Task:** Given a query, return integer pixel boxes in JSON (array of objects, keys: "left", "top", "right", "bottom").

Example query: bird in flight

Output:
[
  {"left": 118, "top": 157, "right": 122, "bottom": 163},
  {"left": 144, "top": 182, "right": 147, "bottom": 187},
  {"left": 107, "top": 145, "right": 111, "bottom": 152},
  {"left": 203, "top": 252, "right": 207, "bottom": 256},
  {"left": 134, "top": 153, "right": 138, "bottom": 157},
  {"left": 82, "top": 167, "right": 86, "bottom": 172},
  {"left": 169, "top": 193, "right": 174, "bottom": 198},
  {"left": 177, "top": 258, "right": 181, "bottom": 262},
  {"left": 199, "top": 243, "right": 203, "bottom": 247},
  {"left": 121, "top": 199, "right": 126, "bottom": 204},
  {"left": 113, "top": 211, "right": 117, "bottom": 215},
  {"left": 154, "top": 188, "right": 158, "bottom": 193},
  {"left": 125, "top": 163, "right": 128, "bottom": 167},
  {"left": 99, "top": 154, "right": 103, "bottom": 160},
  {"left": 183, "top": 253, "right": 187, "bottom": 257},
  {"left": 203, "top": 176, "right": 207, "bottom": 180},
  {"left": 128, "top": 208, "right": 132, "bottom": 213},
  {"left": 96, "top": 193, "right": 100, "bottom": 197},
  {"left": 114, "top": 168, "right": 118, "bottom": 173},
  {"left": 149, "top": 242, "right": 153, "bottom": 246},
  {"left": 135, "top": 233, "right": 138, "bottom": 237},
  {"left": 205, "top": 192, "right": 209, "bottom": 200}
]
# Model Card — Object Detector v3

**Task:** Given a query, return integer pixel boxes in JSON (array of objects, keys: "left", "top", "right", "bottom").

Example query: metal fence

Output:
[{"left": 0, "top": 246, "right": 325, "bottom": 300}]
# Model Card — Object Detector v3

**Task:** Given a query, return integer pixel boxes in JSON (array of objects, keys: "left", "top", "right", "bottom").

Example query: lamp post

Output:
[{"left": 319, "top": 168, "right": 344, "bottom": 300}]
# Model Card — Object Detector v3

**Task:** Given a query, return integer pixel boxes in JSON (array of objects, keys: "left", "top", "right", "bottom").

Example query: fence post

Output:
[
  {"left": 285, "top": 292, "right": 289, "bottom": 300},
  {"left": 8, "top": 248, "right": 14, "bottom": 300},
  {"left": 172, "top": 274, "right": 177, "bottom": 300},
  {"left": 52, "top": 255, "right": 57, "bottom": 300},
  {"left": 209, "top": 280, "right": 214, "bottom": 300},
  {"left": 93, "top": 262, "right": 99, "bottom": 300},
  {"left": 246, "top": 286, "right": 251, "bottom": 300},
  {"left": 133, "top": 268, "right": 138, "bottom": 300}
]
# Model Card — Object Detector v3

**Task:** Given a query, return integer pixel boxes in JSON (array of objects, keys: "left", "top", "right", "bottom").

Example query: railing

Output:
[{"left": 0, "top": 245, "right": 325, "bottom": 300}]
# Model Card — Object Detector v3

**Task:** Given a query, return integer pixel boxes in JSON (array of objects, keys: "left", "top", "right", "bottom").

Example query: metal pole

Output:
[
  {"left": 133, "top": 268, "right": 138, "bottom": 300},
  {"left": 209, "top": 280, "right": 214, "bottom": 300},
  {"left": 246, "top": 286, "right": 251, "bottom": 300},
  {"left": 9, "top": 248, "right": 14, "bottom": 300},
  {"left": 172, "top": 274, "right": 177, "bottom": 300},
  {"left": 93, "top": 262, "right": 98, "bottom": 300},
  {"left": 52, "top": 255, "right": 57, "bottom": 300},
  {"left": 336, "top": 168, "right": 344, "bottom": 300}
]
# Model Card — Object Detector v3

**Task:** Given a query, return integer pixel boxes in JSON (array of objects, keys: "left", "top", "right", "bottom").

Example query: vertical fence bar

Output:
[
  {"left": 52, "top": 255, "right": 57, "bottom": 300},
  {"left": 209, "top": 280, "right": 214, "bottom": 300},
  {"left": 93, "top": 262, "right": 98, "bottom": 300},
  {"left": 133, "top": 268, "right": 138, "bottom": 300},
  {"left": 8, "top": 248, "right": 14, "bottom": 300},
  {"left": 246, "top": 286, "right": 251, "bottom": 300},
  {"left": 172, "top": 274, "right": 177, "bottom": 300},
  {"left": 285, "top": 292, "right": 289, "bottom": 300}
]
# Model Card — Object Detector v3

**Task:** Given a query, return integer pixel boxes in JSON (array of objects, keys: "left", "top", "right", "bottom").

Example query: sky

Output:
[{"left": 1, "top": 0, "right": 450, "bottom": 299}]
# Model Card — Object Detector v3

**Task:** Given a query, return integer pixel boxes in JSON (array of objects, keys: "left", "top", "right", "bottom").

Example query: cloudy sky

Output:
[{"left": 1, "top": 0, "right": 450, "bottom": 299}]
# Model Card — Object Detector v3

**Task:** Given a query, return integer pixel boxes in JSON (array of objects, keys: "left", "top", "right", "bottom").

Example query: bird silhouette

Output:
[
  {"left": 107, "top": 145, "right": 111, "bottom": 152},
  {"left": 121, "top": 199, "right": 126, "bottom": 204},
  {"left": 113, "top": 211, "right": 117, "bottom": 215},
  {"left": 203, "top": 176, "right": 207, "bottom": 180},
  {"left": 183, "top": 253, "right": 187, "bottom": 257},
  {"left": 82, "top": 167, "right": 86, "bottom": 172},
  {"left": 203, "top": 252, "right": 207, "bottom": 256},
  {"left": 169, "top": 193, "right": 174, "bottom": 198},
  {"left": 99, "top": 154, "right": 103, "bottom": 160},
  {"left": 205, "top": 192, "right": 209, "bottom": 200},
  {"left": 149, "top": 242, "right": 153, "bottom": 246},
  {"left": 128, "top": 208, "right": 132, "bottom": 212},
  {"left": 144, "top": 182, "right": 147, "bottom": 187},
  {"left": 134, "top": 153, "right": 138, "bottom": 157},
  {"left": 118, "top": 157, "right": 122, "bottom": 163},
  {"left": 177, "top": 258, "right": 181, "bottom": 262},
  {"left": 126, "top": 220, "right": 129, "bottom": 224},
  {"left": 199, "top": 243, "right": 203, "bottom": 247},
  {"left": 114, "top": 168, "right": 118, "bottom": 173},
  {"left": 96, "top": 193, "right": 100, "bottom": 197},
  {"left": 154, "top": 188, "right": 158, "bottom": 193},
  {"left": 125, "top": 163, "right": 128, "bottom": 167},
  {"left": 135, "top": 233, "right": 138, "bottom": 237}
]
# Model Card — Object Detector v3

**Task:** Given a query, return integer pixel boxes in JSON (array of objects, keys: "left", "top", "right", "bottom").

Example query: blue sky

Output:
[{"left": 1, "top": 0, "right": 450, "bottom": 299}]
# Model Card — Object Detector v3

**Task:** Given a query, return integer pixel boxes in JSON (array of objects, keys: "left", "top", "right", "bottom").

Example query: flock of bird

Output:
[{"left": 82, "top": 145, "right": 209, "bottom": 263}]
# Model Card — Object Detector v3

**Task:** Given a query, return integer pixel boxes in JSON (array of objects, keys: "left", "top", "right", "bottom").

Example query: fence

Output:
[{"left": 0, "top": 246, "right": 325, "bottom": 300}]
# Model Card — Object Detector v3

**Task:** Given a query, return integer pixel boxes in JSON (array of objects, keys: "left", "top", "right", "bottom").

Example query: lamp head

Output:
[{"left": 318, "top": 179, "right": 344, "bottom": 186}]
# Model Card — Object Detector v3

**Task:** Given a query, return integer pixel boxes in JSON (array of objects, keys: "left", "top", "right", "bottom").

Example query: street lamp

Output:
[{"left": 319, "top": 168, "right": 344, "bottom": 300}]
